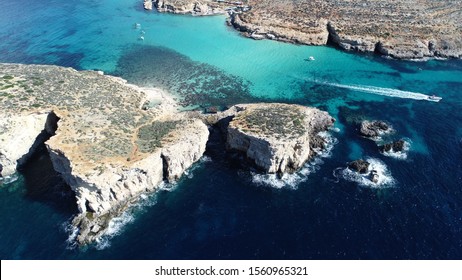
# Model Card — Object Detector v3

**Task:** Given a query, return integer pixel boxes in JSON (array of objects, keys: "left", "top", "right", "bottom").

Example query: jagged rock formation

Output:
[
  {"left": 223, "top": 103, "right": 334, "bottom": 174},
  {"left": 148, "top": 0, "right": 462, "bottom": 59},
  {"left": 144, "top": 0, "right": 153, "bottom": 10},
  {"left": 360, "top": 120, "right": 391, "bottom": 138},
  {"left": 148, "top": 0, "right": 225, "bottom": 15},
  {"left": 0, "top": 64, "right": 335, "bottom": 244},
  {"left": 235, "top": 0, "right": 462, "bottom": 59},
  {"left": 0, "top": 113, "right": 51, "bottom": 176},
  {"left": 0, "top": 63, "right": 209, "bottom": 244},
  {"left": 379, "top": 139, "right": 406, "bottom": 153},
  {"left": 348, "top": 159, "right": 370, "bottom": 174}
]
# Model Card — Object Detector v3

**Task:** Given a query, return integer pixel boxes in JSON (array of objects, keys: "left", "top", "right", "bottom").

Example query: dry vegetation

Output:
[
  {"left": 152, "top": 0, "right": 462, "bottom": 58},
  {"left": 231, "top": 104, "right": 306, "bottom": 139},
  {"left": 0, "top": 63, "right": 181, "bottom": 175}
]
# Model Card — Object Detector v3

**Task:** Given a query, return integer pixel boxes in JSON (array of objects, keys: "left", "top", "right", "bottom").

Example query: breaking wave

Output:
[
  {"left": 95, "top": 211, "right": 135, "bottom": 250},
  {"left": 63, "top": 220, "right": 79, "bottom": 250},
  {"left": 0, "top": 174, "right": 19, "bottom": 185},
  {"left": 334, "top": 157, "right": 395, "bottom": 188},
  {"left": 381, "top": 139, "right": 411, "bottom": 160},
  {"left": 251, "top": 132, "right": 338, "bottom": 189}
]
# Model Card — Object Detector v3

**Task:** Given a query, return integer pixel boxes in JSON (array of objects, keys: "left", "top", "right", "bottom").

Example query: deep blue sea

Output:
[{"left": 1, "top": 0, "right": 462, "bottom": 259}]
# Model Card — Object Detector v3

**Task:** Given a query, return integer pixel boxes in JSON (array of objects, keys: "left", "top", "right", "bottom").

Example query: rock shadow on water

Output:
[
  {"left": 112, "top": 44, "right": 258, "bottom": 109},
  {"left": 18, "top": 142, "right": 77, "bottom": 216}
]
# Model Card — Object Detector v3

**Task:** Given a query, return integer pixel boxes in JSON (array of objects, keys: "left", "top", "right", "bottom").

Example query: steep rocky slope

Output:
[{"left": 146, "top": 0, "right": 462, "bottom": 59}]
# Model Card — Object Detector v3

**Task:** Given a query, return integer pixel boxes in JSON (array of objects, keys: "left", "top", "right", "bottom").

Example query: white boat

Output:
[
  {"left": 308, "top": 56, "right": 315, "bottom": 61},
  {"left": 139, "top": 36, "right": 144, "bottom": 41},
  {"left": 427, "top": 95, "right": 442, "bottom": 102},
  {"left": 134, "top": 23, "right": 141, "bottom": 29}
]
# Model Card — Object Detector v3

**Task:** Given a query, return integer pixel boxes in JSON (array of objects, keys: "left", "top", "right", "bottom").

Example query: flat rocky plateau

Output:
[
  {"left": 145, "top": 0, "right": 462, "bottom": 59},
  {"left": 0, "top": 63, "right": 334, "bottom": 245}
]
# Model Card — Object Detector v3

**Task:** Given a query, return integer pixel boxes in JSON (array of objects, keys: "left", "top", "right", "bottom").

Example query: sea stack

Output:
[{"left": 224, "top": 103, "right": 335, "bottom": 174}]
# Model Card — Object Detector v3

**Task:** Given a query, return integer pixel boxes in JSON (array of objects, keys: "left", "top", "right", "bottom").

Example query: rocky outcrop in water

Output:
[
  {"left": 222, "top": 103, "right": 334, "bottom": 174},
  {"left": 379, "top": 139, "right": 406, "bottom": 153},
  {"left": 0, "top": 63, "right": 209, "bottom": 244},
  {"left": 1, "top": 63, "right": 335, "bottom": 244},
  {"left": 348, "top": 159, "right": 370, "bottom": 174},
  {"left": 144, "top": 0, "right": 153, "bottom": 10},
  {"left": 360, "top": 120, "right": 391, "bottom": 138}
]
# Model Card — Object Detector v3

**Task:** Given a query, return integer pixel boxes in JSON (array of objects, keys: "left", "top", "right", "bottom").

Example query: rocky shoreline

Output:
[
  {"left": 0, "top": 63, "right": 334, "bottom": 245},
  {"left": 144, "top": 0, "right": 462, "bottom": 60}
]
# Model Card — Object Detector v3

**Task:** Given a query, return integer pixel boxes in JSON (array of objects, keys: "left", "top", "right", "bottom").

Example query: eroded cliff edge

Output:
[
  {"left": 222, "top": 103, "right": 334, "bottom": 174},
  {"left": 144, "top": 0, "right": 462, "bottom": 60},
  {"left": 0, "top": 64, "right": 334, "bottom": 245},
  {"left": 0, "top": 64, "right": 209, "bottom": 244}
]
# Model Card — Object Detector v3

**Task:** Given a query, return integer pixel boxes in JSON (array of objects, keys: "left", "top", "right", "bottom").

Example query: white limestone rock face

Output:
[
  {"left": 144, "top": 0, "right": 153, "bottom": 10},
  {"left": 230, "top": 14, "right": 329, "bottom": 45},
  {"left": 153, "top": 0, "right": 224, "bottom": 15},
  {"left": 46, "top": 145, "right": 164, "bottom": 215},
  {"left": 47, "top": 142, "right": 165, "bottom": 244},
  {"left": 161, "top": 119, "right": 209, "bottom": 181},
  {"left": 0, "top": 112, "right": 50, "bottom": 177},
  {"left": 45, "top": 115, "right": 209, "bottom": 244},
  {"left": 225, "top": 103, "right": 334, "bottom": 174},
  {"left": 0, "top": 63, "right": 211, "bottom": 245}
]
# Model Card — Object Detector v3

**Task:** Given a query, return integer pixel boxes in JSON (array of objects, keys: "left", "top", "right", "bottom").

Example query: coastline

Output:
[
  {"left": 143, "top": 0, "right": 462, "bottom": 60},
  {"left": 0, "top": 63, "right": 334, "bottom": 245}
]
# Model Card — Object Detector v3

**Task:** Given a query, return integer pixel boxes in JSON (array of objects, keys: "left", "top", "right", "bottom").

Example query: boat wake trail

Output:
[{"left": 323, "top": 82, "right": 441, "bottom": 102}]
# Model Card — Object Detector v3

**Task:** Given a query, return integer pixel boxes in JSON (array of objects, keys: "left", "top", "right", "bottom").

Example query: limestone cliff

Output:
[
  {"left": 0, "top": 113, "right": 50, "bottom": 176},
  {"left": 149, "top": 0, "right": 462, "bottom": 60},
  {"left": 150, "top": 0, "right": 225, "bottom": 15},
  {"left": 0, "top": 63, "right": 209, "bottom": 244},
  {"left": 144, "top": 0, "right": 153, "bottom": 10},
  {"left": 224, "top": 103, "right": 334, "bottom": 174},
  {"left": 0, "top": 64, "right": 333, "bottom": 244}
]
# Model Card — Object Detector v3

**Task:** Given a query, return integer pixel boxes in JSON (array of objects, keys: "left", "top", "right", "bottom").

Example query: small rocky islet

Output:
[{"left": 0, "top": 63, "right": 335, "bottom": 245}]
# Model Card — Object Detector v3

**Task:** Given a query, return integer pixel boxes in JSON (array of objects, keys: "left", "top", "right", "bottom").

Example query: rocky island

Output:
[
  {"left": 144, "top": 0, "right": 462, "bottom": 59},
  {"left": 0, "top": 63, "right": 334, "bottom": 245},
  {"left": 225, "top": 103, "right": 334, "bottom": 174}
]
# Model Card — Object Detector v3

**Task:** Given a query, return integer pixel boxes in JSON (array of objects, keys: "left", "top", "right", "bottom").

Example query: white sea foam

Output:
[
  {"left": 381, "top": 139, "right": 411, "bottom": 160},
  {"left": 95, "top": 211, "right": 134, "bottom": 250},
  {"left": 63, "top": 190, "right": 159, "bottom": 250},
  {"left": 158, "top": 181, "right": 178, "bottom": 192},
  {"left": 63, "top": 221, "right": 79, "bottom": 250},
  {"left": 0, "top": 174, "right": 19, "bottom": 185},
  {"left": 323, "top": 82, "right": 440, "bottom": 102},
  {"left": 251, "top": 132, "right": 337, "bottom": 189},
  {"left": 337, "top": 157, "right": 395, "bottom": 188},
  {"left": 200, "top": 156, "right": 212, "bottom": 163},
  {"left": 331, "top": 127, "right": 341, "bottom": 133}
]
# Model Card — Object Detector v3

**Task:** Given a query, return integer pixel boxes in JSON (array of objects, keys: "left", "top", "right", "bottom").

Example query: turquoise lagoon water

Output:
[{"left": 1, "top": 0, "right": 462, "bottom": 259}]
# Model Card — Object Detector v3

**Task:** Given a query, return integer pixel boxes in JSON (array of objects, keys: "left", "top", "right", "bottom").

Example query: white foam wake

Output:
[
  {"left": 251, "top": 132, "right": 338, "bottom": 189},
  {"left": 336, "top": 157, "right": 395, "bottom": 188},
  {"left": 324, "top": 82, "right": 440, "bottom": 102}
]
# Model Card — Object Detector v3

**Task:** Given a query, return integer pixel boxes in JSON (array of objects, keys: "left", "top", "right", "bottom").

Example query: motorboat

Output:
[{"left": 427, "top": 95, "right": 442, "bottom": 102}]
